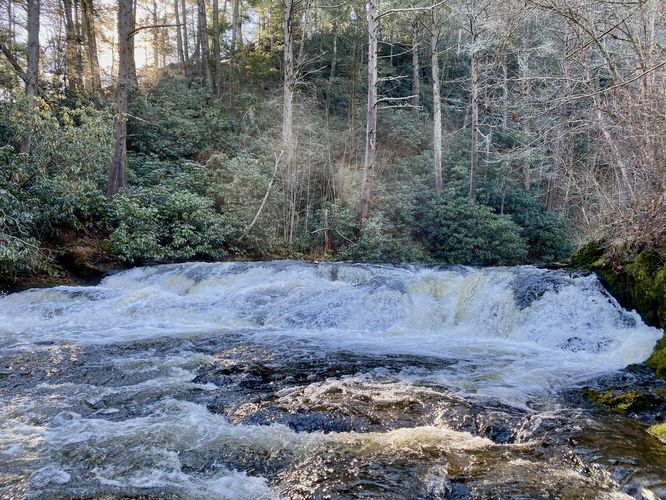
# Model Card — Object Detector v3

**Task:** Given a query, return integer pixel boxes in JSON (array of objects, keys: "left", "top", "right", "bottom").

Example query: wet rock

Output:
[
  {"left": 648, "top": 423, "right": 666, "bottom": 444},
  {"left": 512, "top": 270, "right": 570, "bottom": 309},
  {"left": 240, "top": 410, "right": 356, "bottom": 433}
]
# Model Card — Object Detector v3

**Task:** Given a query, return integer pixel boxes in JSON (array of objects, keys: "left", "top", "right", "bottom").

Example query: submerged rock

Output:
[{"left": 648, "top": 423, "right": 666, "bottom": 444}]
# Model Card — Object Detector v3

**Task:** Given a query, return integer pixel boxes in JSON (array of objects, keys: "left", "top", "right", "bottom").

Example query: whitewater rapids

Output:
[{"left": 0, "top": 261, "right": 663, "bottom": 498}]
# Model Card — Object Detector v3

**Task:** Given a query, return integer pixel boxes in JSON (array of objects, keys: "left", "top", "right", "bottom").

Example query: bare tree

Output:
[
  {"left": 180, "top": 0, "right": 190, "bottom": 74},
  {"left": 212, "top": 0, "right": 221, "bottom": 95},
  {"left": 358, "top": 0, "right": 379, "bottom": 223},
  {"left": 81, "top": 0, "right": 101, "bottom": 91},
  {"left": 20, "top": 0, "right": 40, "bottom": 155},
  {"left": 411, "top": 18, "right": 421, "bottom": 115},
  {"left": 174, "top": 0, "right": 185, "bottom": 72},
  {"left": 197, "top": 0, "right": 211, "bottom": 86},
  {"left": 108, "top": 0, "right": 135, "bottom": 198},
  {"left": 430, "top": 4, "right": 443, "bottom": 194}
]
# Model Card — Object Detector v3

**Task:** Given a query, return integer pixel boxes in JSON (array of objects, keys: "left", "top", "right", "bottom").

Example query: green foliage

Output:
[
  {"left": 0, "top": 187, "right": 47, "bottom": 276},
  {"left": 128, "top": 75, "right": 237, "bottom": 159},
  {"left": 204, "top": 154, "right": 282, "bottom": 256},
  {"left": 422, "top": 192, "right": 528, "bottom": 266},
  {"left": 481, "top": 186, "right": 572, "bottom": 263},
  {"left": 109, "top": 185, "right": 228, "bottom": 263}
]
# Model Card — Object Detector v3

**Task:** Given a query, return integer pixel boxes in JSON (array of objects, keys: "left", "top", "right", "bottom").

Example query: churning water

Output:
[{"left": 0, "top": 261, "right": 664, "bottom": 498}]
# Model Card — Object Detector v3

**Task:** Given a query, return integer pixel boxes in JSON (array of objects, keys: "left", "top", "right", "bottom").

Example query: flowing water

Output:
[{"left": 0, "top": 261, "right": 665, "bottom": 499}]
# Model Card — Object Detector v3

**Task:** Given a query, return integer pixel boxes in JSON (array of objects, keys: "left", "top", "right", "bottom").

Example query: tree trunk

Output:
[
  {"left": 151, "top": 0, "right": 159, "bottom": 67},
  {"left": 128, "top": 0, "right": 137, "bottom": 83},
  {"left": 197, "top": 0, "right": 211, "bottom": 87},
  {"left": 431, "top": 6, "right": 442, "bottom": 195},
  {"left": 411, "top": 19, "right": 420, "bottom": 116},
  {"left": 62, "top": 0, "right": 82, "bottom": 92},
  {"left": 359, "top": 0, "right": 378, "bottom": 223},
  {"left": 212, "top": 0, "right": 221, "bottom": 96},
  {"left": 469, "top": 21, "right": 479, "bottom": 201},
  {"left": 81, "top": 0, "right": 101, "bottom": 91},
  {"left": 469, "top": 42, "right": 479, "bottom": 201},
  {"left": 231, "top": 0, "right": 242, "bottom": 54},
  {"left": 180, "top": 0, "right": 190, "bottom": 74},
  {"left": 282, "top": 0, "right": 295, "bottom": 161},
  {"left": 174, "top": 0, "right": 185, "bottom": 72},
  {"left": 108, "top": 0, "right": 134, "bottom": 198},
  {"left": 20, "top": 0, "right": 40, "bottom": 155}
]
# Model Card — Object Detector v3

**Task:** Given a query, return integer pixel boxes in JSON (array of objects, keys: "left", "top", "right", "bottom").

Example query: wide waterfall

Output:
[{"left": 1, "top": 262, "right": 664, "bottom": 498}]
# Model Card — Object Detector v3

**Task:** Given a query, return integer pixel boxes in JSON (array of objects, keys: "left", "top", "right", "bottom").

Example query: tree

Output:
[
  {"left": 212, "top": 0, "right": 222, "bottom": 95},
  {"left": 359, "top": 0, "right": 379, "bottom": 223},
  {"left": 430, "top": 3, "right": 443, "bottom": 194},
  {"left": 21, "top": 0, "right": 40, "bottom": 155},
  {"left": 81, "top": 0, "right": 101, "bottom": 91},
  {"left": 108, "top": 0, "right": 135, "bottom": 198},
  {"left": 197, "top": 0, "right": 211, "bottom": 87}
]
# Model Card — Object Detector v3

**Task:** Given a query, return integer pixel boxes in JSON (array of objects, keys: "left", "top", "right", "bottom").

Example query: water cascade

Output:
[{"left": 0, "top": 262, "right": 664, "bottom": 498}]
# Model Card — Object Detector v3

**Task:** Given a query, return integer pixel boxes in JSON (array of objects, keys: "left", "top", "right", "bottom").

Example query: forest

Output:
[{"left": 1, "top": 0, "right": 662, "bottom": 281}]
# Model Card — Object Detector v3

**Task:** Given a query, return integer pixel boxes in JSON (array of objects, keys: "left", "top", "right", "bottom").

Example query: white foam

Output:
[{"left": 0, "top": 262, "right": 660, "bottom": 401}]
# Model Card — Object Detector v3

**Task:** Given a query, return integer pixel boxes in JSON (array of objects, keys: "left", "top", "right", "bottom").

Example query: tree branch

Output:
[
  {"left": 0, "top": 40, "right": 28, "bottom": 84},
  {"left": 128, "top": 23, "right": 183, "bottom": 39}
]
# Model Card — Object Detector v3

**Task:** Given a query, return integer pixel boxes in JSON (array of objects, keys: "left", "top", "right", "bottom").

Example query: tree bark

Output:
[
  {"left": 62, "top": 0, "right": 82, "bottom": 92},
  {"left": 212, "top": 0, "right": 221, "bottom": 95},
  {"left": 282, "top": 0, "right": 295, "bottom": 162},
  {"left": 469, "top": 23, "right": 479, "bottom": 201},
  {"left": 174, "top": 0, "right": 185, "bottom": 72},
  {"left": 81, "top": 0, "right": 101, "bottom": 91},
  {"left": 20, "top": 0, "right": 40, "bottom": 155},
  {"left": 411, "top": 19, "right": 420, "bottom": 116},
  {"left": 180, "top": 0, "right": 190, "bottom": 74},
  {"left": 431, "top": 6, "right": 442, "bottom": 195},
  {"left": 108, "top": 0, "right": 134, "bottom": 198},
  {"left": 231, "top": 0, "right": 242, "bottom": 54},
  {"left": 151, "top": 0, "right": 160, "bottom": 67},
  {"left": 359, "top": 0, "right": 378, "bottom": 223},
  {"left": 197, "top": 0, "right": 211, "bottom": 86}
]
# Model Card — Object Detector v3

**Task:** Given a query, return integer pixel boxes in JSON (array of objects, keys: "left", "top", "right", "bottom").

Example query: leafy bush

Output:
[
  {"left": 0, "top": 188, "right": 47, "bottom": 275},
  {"left": 109, "top": 186, "right": 228, "bottom": 262},
  {"left": 480, "top": 186, "right": 572, "bottom": 263},
  {"left": 421, "top": 193, "right": 528, "bottom": 265}
]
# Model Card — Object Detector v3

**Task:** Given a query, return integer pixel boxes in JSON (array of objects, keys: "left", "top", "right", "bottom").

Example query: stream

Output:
[{"left": 0, "top": 261, "right": 665, "bottom": 499}]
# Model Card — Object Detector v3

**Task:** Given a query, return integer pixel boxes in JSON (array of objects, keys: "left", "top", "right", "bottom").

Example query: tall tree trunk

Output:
[
  {"left": 282, "top": 0, "right": 295, "bottom": 161},
  {"left": 62, "top": 0, "right": 82, "bottom": 92},
  {"left": 359, "top": 0, "right": 378, "bottom": 223},
  {"left": 108, "top": 0, "right": 134, "bottom": 198},
  {"left": 127, "top": 0, "right": 137, "bottom": 83},
  {"left": 21, "top": 0, "right": 40, "bottom": 155},
  {"left": 174, "top": 0, "right": 185, "bottom": 71},
  {"left": 151, "top": 0, "right": 159, "bottom": 67},
  {"left": 282, "top": 0, "right": 296, "bottom": 244},
  {"left": 212, "top": 0, "right": 221, "bottom": 96},
  {"left": 180, "top": 0, "right": 190, "bottom": 74},
  {"left": 197, "top": 0, "right": 211, "bottom": 86},
  {"left": 431, "top": 6, "right": 442, "bottom": 194},
  {"left": 231, "top": 0, "right": 242, "bottom": 54},
  {"left": 411, "top": 19, "right": 420, "bottom": 116},
  {"left": 469, "top": 40, "right": 479, "bottom": 201},
  {"left": 81, "top": 0, "right": 101, "bottom": 91},
  {"left": 329, "top": 20, "right": 338, "bottom": 82}
]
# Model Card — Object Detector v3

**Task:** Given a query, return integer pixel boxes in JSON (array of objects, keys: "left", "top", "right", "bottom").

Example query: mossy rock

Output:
[
  {"left": 647, "top": 332, "right": 666, "bottom": 379},
  {"left": 583, "top": 388, "right": 657, "bottom": 413},
  {"left": 648, "top": 422, "right": 666, "bottom": 444}
]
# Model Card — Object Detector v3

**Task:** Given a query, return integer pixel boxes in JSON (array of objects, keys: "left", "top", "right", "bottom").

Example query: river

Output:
[{"left": 0, "top": 261, "right": 664, "bottom": 498}]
